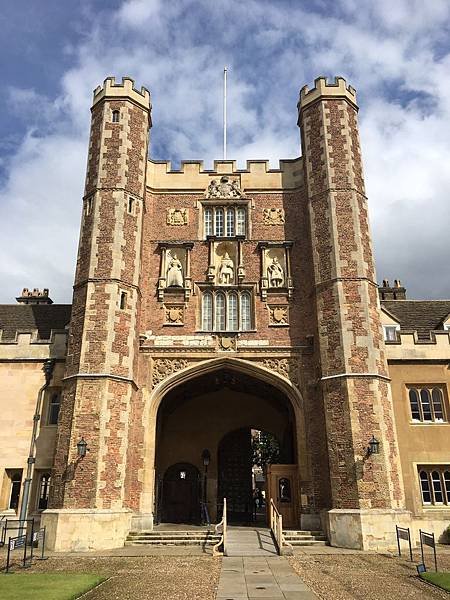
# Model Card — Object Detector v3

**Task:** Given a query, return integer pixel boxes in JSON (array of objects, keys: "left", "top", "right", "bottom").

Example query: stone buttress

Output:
[
  {"left": 298, "top": 77, "right": 410, "bottom": 549},
  {"left": 43, "top": 78, "right": 151, "bottom": 551}
]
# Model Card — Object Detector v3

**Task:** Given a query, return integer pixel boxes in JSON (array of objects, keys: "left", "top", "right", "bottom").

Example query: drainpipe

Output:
[{"left": 18, "top": 359, "right": 55, "bottom": 530}]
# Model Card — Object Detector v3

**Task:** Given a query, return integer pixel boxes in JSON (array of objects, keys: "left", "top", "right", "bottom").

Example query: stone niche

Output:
[
  {"left": 157, "top": 243, "right": 193, "bottom": 302},
  {"left": 258, "top": 242, "right": 294, "bottom": 300},
  {"left": 207, "top": 240, "right": 245, "bottom": 285}
]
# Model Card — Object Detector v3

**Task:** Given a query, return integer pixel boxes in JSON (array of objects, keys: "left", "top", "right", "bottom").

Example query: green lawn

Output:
[
  {"left": 1, "top": 573, "right": 105, "bottom": 600},
  {"left": 420, "top": 571, "right": 450, "bottom": 592}
]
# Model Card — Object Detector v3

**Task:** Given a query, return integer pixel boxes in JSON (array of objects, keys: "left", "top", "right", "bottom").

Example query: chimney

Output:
[
  {"left": 16, "top": 288, "right": 53, "bottom": 305},
  {"left": 378, "top": 279, "right": 406, "bottom": 301}
]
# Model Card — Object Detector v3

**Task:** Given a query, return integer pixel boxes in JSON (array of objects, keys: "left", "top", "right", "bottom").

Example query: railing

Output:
[
  {"left": 270, "top": 498, "right": 283, "bottom": 554},
  {"left": 213, "top": 497, "right": 227, "bottom": 556},
  {"left": 269, "top": 499, "right": 292, "bottom": 555}
]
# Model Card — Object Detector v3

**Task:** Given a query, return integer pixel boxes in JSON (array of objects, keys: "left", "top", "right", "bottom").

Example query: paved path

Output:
[
  {"left": 216, "top": 556, "right": 318, "bottom": 599},
  {"left": 226, "top": 527, "right": 278, "bottom": 557}
]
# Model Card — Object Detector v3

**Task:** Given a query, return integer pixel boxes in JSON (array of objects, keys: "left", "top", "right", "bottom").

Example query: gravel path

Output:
[
  {"left": 288, "top": 551, "right": 450, "bottom": 600},
  {"left": 1, "top": 555, "right": 221, "bottom": 600}
]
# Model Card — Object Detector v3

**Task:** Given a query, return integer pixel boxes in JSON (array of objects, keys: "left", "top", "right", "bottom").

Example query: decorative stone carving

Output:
[
  {"left": 152, "top": 358, "right": 188, "bottom": 387},
  {"left": 267, "top": 257, "right": 284, "bottom": 288},
  {"left": 206, "top": 175, "right": 243, "bottom": 199},
  {"left": 166, "top": 251, "right": 184, "bottom": 287},
  {"left": 218, "top": 336, "right": 237, "bottom": 351},
  {"left": 263, "top": 208, "right": 285, "bottom": 225},
  {"left": 261, "top": 358, "right": 299, "bottom": 387},
  {"left": 164, "top": 305, "right": 184, "bottom": 325},
  {"left": 218, "top": 252, "right": 234, "bottom": 284},
  {"left": 167, "top": 208, "right": 188, "bottom": 225},
  {"left": 268, "top": 305, "right": 289, "bottom": 326}
]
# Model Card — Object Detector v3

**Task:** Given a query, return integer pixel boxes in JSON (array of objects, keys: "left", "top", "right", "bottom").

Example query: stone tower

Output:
[
  {"left": 48, "top": 78, "right": 151, "bottom": 546},
  {"left": 298, "top": 77, "right": 408, "bottom": 548}
]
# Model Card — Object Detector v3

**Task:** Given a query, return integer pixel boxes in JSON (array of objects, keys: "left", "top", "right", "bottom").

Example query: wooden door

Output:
[
  {"left": 266, "top": 464, "right": 298, "bottom": 528},
  {"left": 162, "top": 463, "right": 200, "bottom": 523},
  {"left": 218, "top": 428, "right": 253, "bottom": 523}
]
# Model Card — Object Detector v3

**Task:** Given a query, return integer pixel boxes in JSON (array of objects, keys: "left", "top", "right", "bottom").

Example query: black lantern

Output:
[
  {"left": 367, "top": 435, "right": 380, "bottom": 456},
  {"left": 77, "top": 437, "right": 88, "bottom": 458},
  {"left": 202, "top": 448, "right": 211, "bottom": 467}
]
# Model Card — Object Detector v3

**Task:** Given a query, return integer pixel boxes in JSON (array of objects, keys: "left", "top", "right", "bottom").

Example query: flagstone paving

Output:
[{"left": 216, "top": 556, "right": 318, "bottom": 599}]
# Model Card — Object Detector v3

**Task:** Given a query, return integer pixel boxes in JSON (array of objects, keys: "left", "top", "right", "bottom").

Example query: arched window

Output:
[
  {"left": 215, "top": 208, "right": 224, "bottom": 237},
  {"left": 227, "top": 292, "right": 238, "bottom": 330},
  {"left": 419, "top": 470, "right": 431, "bottom": 504},
  {"left": 432, "top": 388, "right": 444, "bottom": 421},
  {"left": 38, "top": 473, "right": 51, "bottom": 510},
  {"left": 226, "top": 208, "right": 235, "bottom": 237},
  {"left": 409, "top": 389, "right": 421, "bottom": 421},
  {"left": 236, "top": 207, "right": 246, "bottom": 236},
  {"left": 420, "top": 389, "right": 432, "bottom": 420},
  {"left": 215, "top": 292, "right": 226, "bottom": 330},
  {"left": 48, "top": 392, "right": 61, "bottom": 425},
  {"left": 202, "top": 292, "right": 213, "bottom": 331},
  {"left": 241, "top": 292, "right": 251, "bottom": 331},
  {"left": 202, "top": 206, "right": 247, "bottom": 238},
  {"left": 204, "top": 208, "right": 213, "bottom": 237},
  {"left": 202, "top": 290, "right": 253, "bottom": 332},
  {"left": 431, "top": 470, "right": 444, "bottom": 503},
  {"left": 418, "top": 468, "right": 450, "bottom": 505},
  {"left": 444, "top": 471, "right": 450, "bottom": 503},
  {"left": 112, "top": 110, "right": 120, "bottom": 123},
  {"left": 409, "top": 386, "right": 447, "bottom": 423}
]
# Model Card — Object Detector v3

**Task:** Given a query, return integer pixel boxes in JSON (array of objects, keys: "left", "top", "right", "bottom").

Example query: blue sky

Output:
[{"left": 1, "top": 0, "right": 450, "bottom": 302}]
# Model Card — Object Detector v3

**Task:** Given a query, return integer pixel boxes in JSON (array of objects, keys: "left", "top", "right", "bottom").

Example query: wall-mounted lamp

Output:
[
  {"left": 77, "top": 437, "right": 89, "bottom": 458},
  {"left": 202, "top": 448, "right": 211, "bottom": 467},
  {"left": 367, "top": 435, "right": 380, "bottom": 456}
]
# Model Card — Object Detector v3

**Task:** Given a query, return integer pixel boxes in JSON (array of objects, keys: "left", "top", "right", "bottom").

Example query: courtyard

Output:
[{"left": 1, "top": 546, "right": 449, "bottom": 599}]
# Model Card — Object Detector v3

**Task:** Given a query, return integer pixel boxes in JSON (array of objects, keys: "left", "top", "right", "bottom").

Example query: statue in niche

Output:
[
  {"left": 166, "top": 251, "right": 184, "bottom": 287},
  {"left": 218, "top": 252, "right": 234, "bottom": 284},
  {"left": 267, "top": 256, "right": 284, "bottom": 288}
]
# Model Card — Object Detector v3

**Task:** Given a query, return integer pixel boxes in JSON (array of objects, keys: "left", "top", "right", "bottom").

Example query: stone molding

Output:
[
  {"left": 260, "top": 357, "right": 300, "bottom": 388},
  {"left": 151, "top": 358, "right": 189, "bottom": 387}
]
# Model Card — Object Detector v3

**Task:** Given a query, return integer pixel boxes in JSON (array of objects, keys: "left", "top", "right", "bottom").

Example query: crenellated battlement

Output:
[
  {"left": 298, "top": 76, "right": 357, "bottom": 112},
  {"left": 0, "top": 329, "right": 68, "bottom": 360},
  {"left": 146, "top": 157, "right": 304, "bottom": 191},
  {"left": 92, "top": 76, "right": 151, "bottom": 110},
  {"left": 385, "top": 330, "right": 450, "bottom": 361}
]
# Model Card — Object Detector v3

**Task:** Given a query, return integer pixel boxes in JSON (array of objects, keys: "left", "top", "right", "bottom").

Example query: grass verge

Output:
[
  {"left": 420, "top": 571, "right": 450, "bottom": 592},
  {"left": 0, "top": 573, "right": 105, "bottom": 599}
]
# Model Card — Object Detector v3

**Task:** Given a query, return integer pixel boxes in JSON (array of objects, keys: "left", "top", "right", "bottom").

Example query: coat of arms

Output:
[{"left": 206, "top": 176, "right": 243, "bottom": 199}]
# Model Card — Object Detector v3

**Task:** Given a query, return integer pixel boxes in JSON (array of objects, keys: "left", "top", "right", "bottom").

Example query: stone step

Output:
[
  {"left": 288, "top": 539, "right": 328, "bottom": 546},
  {"left": 128, "top": 533, "right": 217, "bottom": 540},
  {"left": 284, "top": 534, "right": 327, "bottom": 541},
  {"left": 283, "top": 530, "right": 324, "bottom": 536},
  {"left": 128, "top": 530, "right": 214, "bottom": 536},
  {"left": 125, "top": 538, "right": 220, "bottom": 546},
  {"left": 282, "top": 529, "right": 328, "bottom": 546}
]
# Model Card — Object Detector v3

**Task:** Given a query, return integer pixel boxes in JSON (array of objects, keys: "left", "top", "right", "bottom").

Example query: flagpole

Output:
[{"left": 223, "top": 66, "right": 227, "bottom": 160}]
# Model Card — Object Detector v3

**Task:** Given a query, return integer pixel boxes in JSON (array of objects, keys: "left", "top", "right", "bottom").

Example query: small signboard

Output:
[
  {"left": 395, "top": 525, "right": 412, "bottom": 561},
  {"left": 419, "top": 529, "right": 437, "bottom": 573}
]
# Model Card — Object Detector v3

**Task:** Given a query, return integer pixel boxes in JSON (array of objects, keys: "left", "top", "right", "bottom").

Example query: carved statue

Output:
[
  {"left": 218, "top": 252, "right": 234, "bottom": 284},
  {"left": 267, "top": 257, "right": 284, "bottom": 287},
  {"left": 166, "top": 252, "right": 184, "bottom": 287}
]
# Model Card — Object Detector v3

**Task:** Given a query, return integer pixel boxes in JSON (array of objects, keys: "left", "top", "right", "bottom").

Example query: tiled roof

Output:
[
  {"left": 0, "top": 304, "right": 72, "bottom": 341},
  {"left": 381, "top": 300, "right": 450, "bottom": 340}
]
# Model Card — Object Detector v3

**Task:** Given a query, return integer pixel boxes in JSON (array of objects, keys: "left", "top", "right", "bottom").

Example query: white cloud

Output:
[{"left": 0, "top": 0, "right": 449, "bottom": 302}]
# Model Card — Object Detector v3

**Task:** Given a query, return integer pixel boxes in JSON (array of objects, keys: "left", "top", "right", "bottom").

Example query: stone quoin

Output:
[{"left": 0, "top": 76, "right": 449, "bottom": 552}]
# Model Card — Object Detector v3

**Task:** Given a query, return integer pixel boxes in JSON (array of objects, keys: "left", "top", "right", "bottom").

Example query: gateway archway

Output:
[{"left": 154, "top": 365, "right": 298, "bottom": 525}]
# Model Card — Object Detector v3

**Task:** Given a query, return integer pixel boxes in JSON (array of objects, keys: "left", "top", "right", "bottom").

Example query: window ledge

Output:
[{"left": 409, "top": 421, "right": 448, "bottom": 426}]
